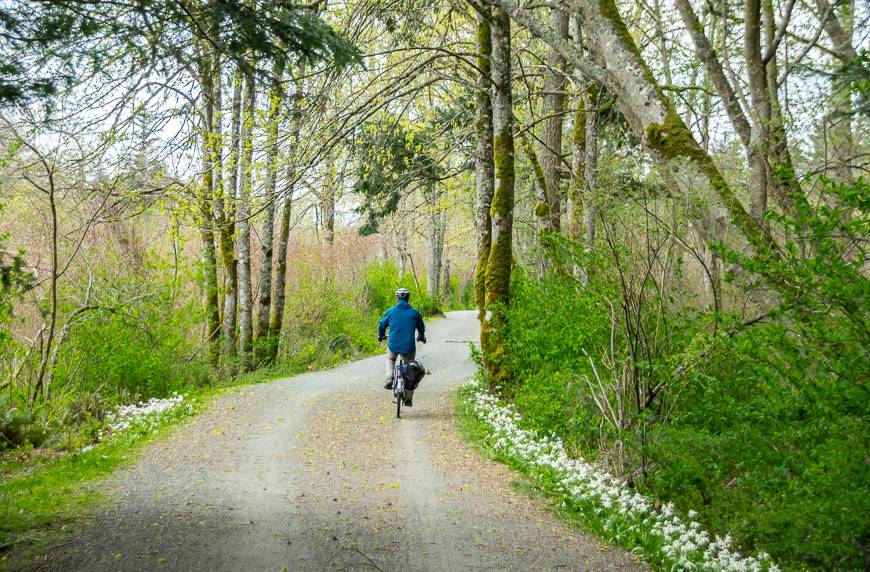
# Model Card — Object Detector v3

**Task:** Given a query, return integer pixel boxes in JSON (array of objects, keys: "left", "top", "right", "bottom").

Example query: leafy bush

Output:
[
  {"left": 504, "top": 270, "right": 610, "bottom": 451},
  {"left": 363, "top": 260, "right": 441, "bottom": 316},
  {"left": 643, "top": 320, "right": 870, "bottom": 570},
  {"left": 54, "top": 265, "right": 210, "bottom": 402}
]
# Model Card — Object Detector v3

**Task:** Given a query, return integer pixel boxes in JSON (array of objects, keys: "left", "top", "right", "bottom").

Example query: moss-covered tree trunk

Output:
[
  {"left": 566, "top": 77, "right": 597, "bottom": 284},
  {"left": 483, "top": 3, "right": 515, "bottom": 389},
  {"left": 219, "top": 70, "right": 242, "bottom": 360},
  {"left": 254, "top": 59, "right": 284, "bottom": 362},
  {"left": 236, "top": 70, "right": 256, "bottom": 370},
  {"left": 474, "top": 6, "right": 494, "bottom": 325}
]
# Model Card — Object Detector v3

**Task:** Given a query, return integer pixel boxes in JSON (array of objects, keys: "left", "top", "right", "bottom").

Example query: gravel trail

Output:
[{"left": 39, "top": 311, "right": 645, "bottom": 571}]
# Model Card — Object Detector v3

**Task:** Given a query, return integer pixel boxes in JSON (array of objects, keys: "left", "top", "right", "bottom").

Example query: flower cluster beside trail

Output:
[
  {"left": 463, "top": 379, "right": 779, "bottom": 572},
  {"left": 81, "top": 393, "right": 190, "bottom": 447}
]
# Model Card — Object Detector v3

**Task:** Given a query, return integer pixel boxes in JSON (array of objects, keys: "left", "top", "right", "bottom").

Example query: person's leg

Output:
[{"left": 385, "top": 349, "right": 397, "bottom": 388}]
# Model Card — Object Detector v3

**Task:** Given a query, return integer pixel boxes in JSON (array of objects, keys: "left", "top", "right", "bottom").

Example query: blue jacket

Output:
[{"left": 378, "top": 299, "right": 425, "bottom": 355}]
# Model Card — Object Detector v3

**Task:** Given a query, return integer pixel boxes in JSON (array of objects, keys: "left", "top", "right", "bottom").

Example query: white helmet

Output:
[{"left": 395, "top": 287, "right": 410, "bottom": 300}]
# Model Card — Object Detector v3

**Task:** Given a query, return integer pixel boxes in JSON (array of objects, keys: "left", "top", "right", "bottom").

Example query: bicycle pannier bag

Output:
[{"left": 403, "top": 360, "right": 426, "bottom": 390}]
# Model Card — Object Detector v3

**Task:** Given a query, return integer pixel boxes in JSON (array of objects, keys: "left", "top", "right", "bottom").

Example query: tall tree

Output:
[
  {"left": 483, "top": 2, "right": 515, "bottom": 389},
  {"left": 566, "top": 88, "right": 585, "bottom": 241},
  {"left": 321, "top": 150, "right": 337, "bottom": 245},
  {"left": 196, "top": 41, "right": 221, "bottom": 368},
  {"left": 426, "top": 182, "right": 446, "bottom": 304},
  {"left": 474, "top": 5, "right": 495, "bottom": 324},
  {"left": 581, "top": 83, "right": 599, "bottom": 285},
  {"left": 539, "top": 5, "right": 569, "bottom": 236},
  {"left": 267, "top": 76, "right": 304, "bottom": 364},
  {"left": 255, "top": 59, "right": 285, "bottom": 360},
  {"left": 236, "top": 70, "right": 256, "bottom": 369},
  {"left": 220, "top": 70, "right": 243, "bottom": 359}
]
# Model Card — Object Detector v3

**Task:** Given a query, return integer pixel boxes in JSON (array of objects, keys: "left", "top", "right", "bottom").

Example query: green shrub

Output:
[
  {"left": 643, "top": 321, "right": 870, "bottom": 570},
  {"left": 0, "top": 397, "right": 34, "bottom": 450},
  {"left": 54, "top": 270, "right": 210, "bottom": 402},
  {"left": 363, "top": 260, "right": 441, "bottom": 316},
  {"left": 503, "top": 270, "right": 613, "bottom": 452}
]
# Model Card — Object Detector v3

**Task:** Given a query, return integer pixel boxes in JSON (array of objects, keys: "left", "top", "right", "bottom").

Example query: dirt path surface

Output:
[{"left": 39, "top": 311, "right": 645, "bottom": 571}]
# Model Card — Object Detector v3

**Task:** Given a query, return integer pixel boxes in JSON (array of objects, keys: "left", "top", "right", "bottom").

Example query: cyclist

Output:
[{"left": 378, "top": 287, "right": 426, "bottom": 405}]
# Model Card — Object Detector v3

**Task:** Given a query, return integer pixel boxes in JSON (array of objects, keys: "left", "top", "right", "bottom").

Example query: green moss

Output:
[
  {"left": 490, "top": 131, "right": 515, "bottom": 220},
  {"left": 476, "top": 16, "right": 491, "bottom": 72},
  {"left": 645, "top": 108, "right": 707, "bottom": 163},
  {"left": 475, "top": 247, "right": 489, "bottom": 321},
  {"left": 484, "top": 127, "right": 515, "bottom": 388}
]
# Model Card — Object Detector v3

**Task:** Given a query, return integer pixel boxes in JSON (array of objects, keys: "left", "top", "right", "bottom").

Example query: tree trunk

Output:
[
  {"left": 426, "top": 183, "right": 445, "bottom": 304},
  {"left": 396, "top": 223, "right": 409, "bottom": 277},
  {"left": 236, "top": 70, "right": 256, "bottom": 370},
  {"left": 484, "top": 3, "right": 515, "bottom": 389},
  {"left": 209, "top": 54, "right": 225, "bottom": 344},
  {"left": 255, "top": 59, "right": 284, "bottom": 362},
  {"left": 220, "top": 70, "right": 243, "bottom": 359},
  {"left": 31, "top": 158, "right": 59, "bottom": 403},
  {"left": 475, "top": 5, "right": 495, "bottom": 323},
  {"left": 825, "top": 0, "right": 854, "bottom": 184},
  {"left": 566, "top": 54, "right": 585, "bottom": 241},
  {"left": 268, "top": 76, "right": 304, "bottom": 364},
  {"left": 198, "top": 50, "right": 221, "bottom": 369},
  {"left": 581, "top": 84, "right": 598, "bottom": 285},
  {"left": 815, "top": 0, "right": 858, "bottom": 61},
  {"left": 442, "top": 258, "right": 452, "bottom": 305},
  {"left": 534, "top": 5, "right": 567, "bottom": 274},
  {"left": 268, "top": 183, "right": 294, "bottom": 365},
  {"left": 744, "top": 0, "right": 771, "bottom": 225},
  {"left": 321, "top": 150, "right": 336, "bottom": 245}
]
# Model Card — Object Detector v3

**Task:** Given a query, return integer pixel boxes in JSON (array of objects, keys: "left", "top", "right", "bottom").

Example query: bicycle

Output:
[
  {"left": 379, "top": 338, "right": 425, "bottom": 419},
  {"left": 393, "top": 354, "right": 410, "bottom": 419}
]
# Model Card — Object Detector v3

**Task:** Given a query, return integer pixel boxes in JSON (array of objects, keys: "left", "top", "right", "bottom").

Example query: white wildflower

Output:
[{"left": 460, "top": 380, "right": 777, "bottom": 571}]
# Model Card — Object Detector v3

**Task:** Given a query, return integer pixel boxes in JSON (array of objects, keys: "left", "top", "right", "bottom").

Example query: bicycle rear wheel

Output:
[{"left": 394, "top": 359, "right": 403, "bottom": 418}]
